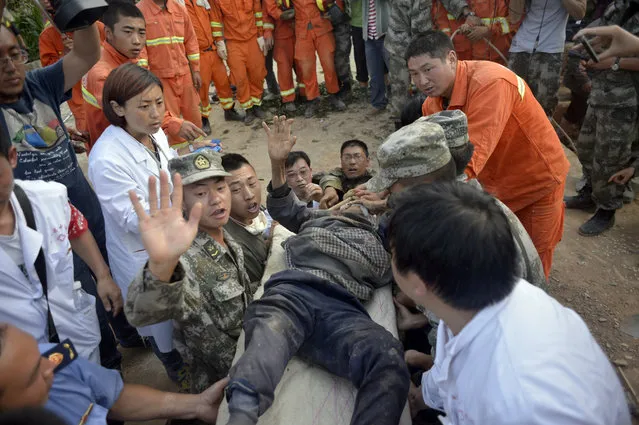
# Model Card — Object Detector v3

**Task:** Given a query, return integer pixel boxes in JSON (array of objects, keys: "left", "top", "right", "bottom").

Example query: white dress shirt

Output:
[
  {"left": 88, "top": 125, "right": 177, "bottom": 352},
  {"left": 422, "top": 279, "right": 631, "bottom": 425}
]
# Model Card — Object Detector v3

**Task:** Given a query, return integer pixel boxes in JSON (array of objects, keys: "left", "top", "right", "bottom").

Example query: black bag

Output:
[{"left": 32, "top": 0, "right": 108, "bottom": 33}]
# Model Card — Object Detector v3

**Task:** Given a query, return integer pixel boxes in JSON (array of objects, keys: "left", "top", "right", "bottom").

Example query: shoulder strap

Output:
[{"left": 13, "top": 184, "right": 60, "bottom": 343}]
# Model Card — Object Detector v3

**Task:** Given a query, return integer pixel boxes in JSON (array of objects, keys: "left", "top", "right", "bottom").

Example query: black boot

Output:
[
  {"left": 253, "top": 105, "right": 266, "bottom": 119},
  {"left": 244, "top": 108, "right": 255, "bottom": 125},
  {"left": 201, "top": 117, "right": 211, "bottom": 135},
  {"left": 329, "top": 94, "right": 346, "bottom": 111},
  {"left": 564, "top": 185, "right": 595, "bottom": 211},
  {"left": 224, "top": 108, "right": 243, "bottom": 122},
  {"left": 578, "top": 208, "right": 616, "bottom": 236},
  {"left": 304, "top": 98, "right": 320, "bottom": 118}
]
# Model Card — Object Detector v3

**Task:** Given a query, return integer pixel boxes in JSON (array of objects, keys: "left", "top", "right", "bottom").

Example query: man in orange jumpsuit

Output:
[
  {"left": 289, "top": 0, "right": 346, "bottom": 117},
  {"left": 264, "top": 0, "right": 299, "bottom": 113},
  {"left": 138, "top": 0, "right": 202, "bottom": 147},
  {"left": 38, "top": 21, "right": 105, "bottom": 137},
  {"left": 210, "top": 0, "right": 268, "bottom": 125},
  {"left": 432, "top": 0, "right": 514, "bottom": 64},
  {"left": 411, "top": 30, "right": 569, "bottom": 278},
  {"left": 184, "top": 0, "right": 242, "bottom": 132},
  {"left": 83, "top": 2, "right": 205, "bottom": 154}
]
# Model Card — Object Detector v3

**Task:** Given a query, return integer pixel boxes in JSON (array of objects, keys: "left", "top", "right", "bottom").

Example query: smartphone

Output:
[{"left": 579, "top": 36, "right": 599, "bottom": 63}]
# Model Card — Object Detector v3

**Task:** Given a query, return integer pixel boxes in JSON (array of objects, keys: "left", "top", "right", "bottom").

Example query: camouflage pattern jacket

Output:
[
  {"left": 125, "top": 230, "right": 257, "bottom": 393},
  {"left": 385, "top": 0, "right": 467, "bottom": 55},
  {"left": 319, "top": 167, "right": 375, "bottom": 199}
]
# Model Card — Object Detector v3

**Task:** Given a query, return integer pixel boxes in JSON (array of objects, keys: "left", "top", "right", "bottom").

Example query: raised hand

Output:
[
  {"left": 129, "top": 171, "right": 202, "bottom": 281},
  {"left": 263, "top": 115, "right": 297, "bottom": 162},
  {"left": 575, "top": 25, "right": 639, "bottom": 61}
]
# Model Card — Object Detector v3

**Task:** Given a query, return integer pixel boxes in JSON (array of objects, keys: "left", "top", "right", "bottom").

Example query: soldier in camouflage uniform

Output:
[
  {"left": 330, "top": 1, "right": 354, "bottom": 97},
  {"left": 384, "top": 0, "right": 471, "bottom": 123},
  {"left": 125, "top": 150, "right": 260, "bottom": 394},
  {"left": 564, "top": 0, "right": 639, "bottom": 236},
  {"left": 508, "top": 52, "right": 564, "bottom": 117}
]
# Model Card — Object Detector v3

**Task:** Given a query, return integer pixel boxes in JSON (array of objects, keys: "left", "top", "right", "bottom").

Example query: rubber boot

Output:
[
  {"left": 329, "top": 94, "right": 346, "bottom": 111},
  {"left": 253, "top": 105, "right": 266, "bottom": 119},
  {"left": 202, "top": 117, "right": 211, "bottom": 135},
  {"left": 244, "top": 108, "right": 255, "bottom": 125},
  {"left": 284, "top": 102, "right": 297, "bottom": 113},
  {"left": 224, "top": 108, "right": 243, "bottom": 122},
  {"left": 304, "top": 98, "right": 320, "bottom": 118},
  {"left": 564, "top": 185, "right": 596, "bottom": 211},
  {"left": 578, "top": 208, "right": 616, "bottom": 236}
]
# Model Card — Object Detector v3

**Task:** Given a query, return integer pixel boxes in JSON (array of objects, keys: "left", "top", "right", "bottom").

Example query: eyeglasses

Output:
[
  {"left": 0, "top": 50, "right": 28, "bottom": 69},
  {"left": 342, "top": 153, "right": 366, "bottom": 161}
]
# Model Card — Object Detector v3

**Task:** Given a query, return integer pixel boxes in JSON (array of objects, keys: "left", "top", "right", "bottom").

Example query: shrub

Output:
[{"left": 7, "top": 0, "right": 45, "bottom": 62}]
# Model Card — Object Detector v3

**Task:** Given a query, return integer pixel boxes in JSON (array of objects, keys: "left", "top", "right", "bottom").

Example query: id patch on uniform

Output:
[
  {"left": 41, "top": 339, "right": 77, "bottom": 372},
  {"left": 194, "top": 154, "right": 211, "bottom": 170},
  {"left": 203, "top": 240, "right": 220, "bottom": 260}
]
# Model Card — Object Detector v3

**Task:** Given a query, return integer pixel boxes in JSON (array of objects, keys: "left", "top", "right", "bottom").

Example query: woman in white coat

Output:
[{"left": 88, "top": 63, "right": 186, "bottom": 385}]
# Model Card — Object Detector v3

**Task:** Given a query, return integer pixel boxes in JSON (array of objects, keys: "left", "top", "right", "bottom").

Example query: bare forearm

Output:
[
  {"left": 562, "top": 0, "right": 586, "bottom": 19},
  {"left": 619, "top": 57, "right": 639, "bottom": 71},
  {"left": 108, "top": 385, "right": 201, "bottom": 422},
  {"left": 72, "top": 24, "right": 101, "bottom": 60},
  {"left": 70, "top": 231, "right": 110, "bottom": 279},
  {"left": 509, "top": 0, "right": 525, "bottom": 24},
  {"left": 271, "top": 159, "right": 287, "bottom": 189}
]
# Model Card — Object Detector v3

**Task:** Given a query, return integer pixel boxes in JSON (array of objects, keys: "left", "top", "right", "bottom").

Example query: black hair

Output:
[
  {"left": 399, "top": 94, "right": 428, "bottom": 128},
  {"left": 450, "top": 143, "right": 475, "bottom": 176},
  {"left": 0, "top": 407, "right": 67, "bottom": 425},
  {"left": 102, "top": 0, "right": 144, "bottom": 31},
  {"left": 388, "top": 182, "right": 517, "bottom": 311},
  {"left": 221, "top": 153, "right": 253, "bottom": 172},
  {"left": 340, "top": 139, "right": 369, "bottom": 157},
  {"left": 285, "top": 151, "right": 311, "bottom": 169},
  {"left": 0, "top": 125, "right": 10, "bottom": 159},
  {"left": 405, "top": 30, "right": 455, "bottom": 62}
]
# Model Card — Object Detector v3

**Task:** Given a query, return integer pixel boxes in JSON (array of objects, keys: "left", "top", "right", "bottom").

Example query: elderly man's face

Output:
[{"left": 0, "top": 26, "right": 27, "bottom": 104}]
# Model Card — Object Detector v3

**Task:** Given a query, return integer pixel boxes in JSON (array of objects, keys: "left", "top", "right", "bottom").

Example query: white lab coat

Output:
[
  {"left": 0, "top": 180, "right": 101, "bottom": 362},
  {"left": 422, "top": 279, "right": 631, "bottom": 425},
  {"left": 88, "top": 125, "right": 177, "bottom": 352}
]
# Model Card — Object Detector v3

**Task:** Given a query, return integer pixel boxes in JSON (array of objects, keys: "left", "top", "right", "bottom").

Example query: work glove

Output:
[
  {"left": 281, "top": 8, "right": 295, "bottom": 20},
  {"left": 215, "top": 40, "right": 227, "bottom": 60},
  {"left": 257, "top": 36, "right": 267, "bottom": 56}
]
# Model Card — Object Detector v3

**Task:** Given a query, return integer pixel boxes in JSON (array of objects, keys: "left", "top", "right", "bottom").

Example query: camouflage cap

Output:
[
  {"left": 366, "top": 118, "right": 451, "bottom": 193},
  {"left": 169, "top": 150, "right": 231, "bottom": 186},
  {"left": 422, "top": 110, "right": 469, "bottom": 148}
]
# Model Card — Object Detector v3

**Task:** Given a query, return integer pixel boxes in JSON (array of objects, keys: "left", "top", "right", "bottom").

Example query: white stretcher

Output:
[{"left": 217, "top": 225, "right": 412, "bottom": 425}]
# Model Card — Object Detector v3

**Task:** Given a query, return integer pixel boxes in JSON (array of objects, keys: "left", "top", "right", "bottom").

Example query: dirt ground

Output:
[{"left": 73, "top": 82, "right": 639, "bottom": 424}]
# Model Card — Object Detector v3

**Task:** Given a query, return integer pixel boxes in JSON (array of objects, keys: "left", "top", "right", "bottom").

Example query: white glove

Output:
[
  {"left": 215, "top": 41, "right": 227, "bottom": 60},
  {"left": 257, "top": 36, "right": 267, "bottom": 56}
]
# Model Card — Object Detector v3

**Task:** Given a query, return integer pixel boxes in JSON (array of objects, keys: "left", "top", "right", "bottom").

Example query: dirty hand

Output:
[
  {"left": 608, "top": 167, "right": 635, "bottom": 185},
  {"left": 178, "top": 121, "right": 207, "bottom": 141},
  {"left": 351, "top": 198, "right": 388, "bottom": 214},
  {"left": 583, "top": 56, "right": 615, "bottom": 70},
  {"left": 393, "top": 298, "right": 429, "bottom": 331},
  {"left": 215, "top": 41, "right": 227, "bottom": 60},
  {"left": 281, "top": 8, "right": 295, "bottom": 20},
  {"left": 257, "top": 36, "right": 267, "bottom": 56},
  {"left": 319, "top": 187, "right": 339, "bottom": 209},
  {"left": 192, "top": 71, "right": 202, "bottom": 91},
  {"left": 129, "top": 172, "right": 202, "bottom": 280},
  {"left": 354, "top": 188, "right": 388, "bottom": 202},
  {"left": 466, "top": 25, "right": 490, "bottom": 42},
  {"left": 196, "top": 377, "right": 230, "bottom": 423},
  {"left": 67, "top": 126, "right": 90, "bottom": 144},
  {"left": 305, "top": 183, "right": 323, "bottom": 202},
  {"left": 97, "top": 274, "right": 123, "bottom": 316},
  {"left": 574, "top": 25, "right": 639, "bottom": 61},
  {"left": 263, "top": 115, "right": 297, "bottom": 162},
  {"left": 404, "top": 349, "right": 434, "bottom": 370},
  {"left": 464, "top": 14, "right": 482, "bottom": 26}
]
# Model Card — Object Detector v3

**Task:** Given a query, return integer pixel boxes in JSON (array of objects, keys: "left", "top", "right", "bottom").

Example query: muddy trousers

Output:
[
  {"left": 295, "top": 30, "right": 340, "bottom": 100},
  {"left": 273, "top": 37, "right": 297, "bottom": 103},
  {"left": 200, "top": 49, "right": 235, "bottom": 117},
  {"left": 227, "top": 270, "right": 410, "bottom": 425},
  {"left": 227, "top": 38, "right": 267, "bottom": 110}
]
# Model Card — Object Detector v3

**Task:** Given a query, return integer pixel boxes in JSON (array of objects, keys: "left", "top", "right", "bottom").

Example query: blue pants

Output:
[
  {"left": 227, "top": 270, "right": 409, "bottom": 425},
  {"left": 365, "top": 37, "right": 389, "bottom": 110}
]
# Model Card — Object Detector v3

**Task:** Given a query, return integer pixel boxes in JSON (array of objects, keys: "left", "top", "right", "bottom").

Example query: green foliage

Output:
[{"left": 7, "top": 0, "right": 45, "bottom": 62}]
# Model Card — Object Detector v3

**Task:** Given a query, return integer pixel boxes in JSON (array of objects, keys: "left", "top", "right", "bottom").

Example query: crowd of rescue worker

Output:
[{"left": 0, "top": 0, "right": 638, "bottom": 423}]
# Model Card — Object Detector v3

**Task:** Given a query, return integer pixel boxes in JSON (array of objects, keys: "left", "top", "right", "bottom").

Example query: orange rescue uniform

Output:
[
  {"left": 289, "top": 0, "right": 339, "bottom": 100},
  {"left": 82, "top": 43, "right": 190, "bottom": 154},
  {"left": 422, "top": 60, "right": 570, "bottom": 277},
  {"left": 432, "top": 0, "right": 514, "bottom": 65},
  {"left": 264, "top": 0, "right": 297, "bottom": 103},
  {"left": 138, "top": 0, "right": 201, "bottom": 146},
  {"left": 38, "top": 21, "right": 106, "bottom": 132},
  {"left": 184, "top": 0, "right": 235, "bottom": 116},
  {"left": 210, "top": 0, "right": 266, "bottom": 110}
]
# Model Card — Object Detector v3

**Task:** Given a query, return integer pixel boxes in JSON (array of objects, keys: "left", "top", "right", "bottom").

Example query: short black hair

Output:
[
  {"left": 450, "top": 143, "right": 475, "bottom": 176},
  {"left": 389, "top": 182, "right": 517, "bottom": 311},
  {"left": 0, "top": 125, "right": 10, "bottom": 159},
  {"left": 102, "top": 0, "right": 144, "bottom": 30},
  {"left": 340, "top": 139, "right": 369, "bottom": 157},
  {"left": 221, "top": 153, "right": 253, "bottom": 172},
  {"left": 399, "top": 94, "right": 427, "bottom": 128},
  {"left": 405, "top": 30, "right": 455, "bottom": 62},
  {"left": 285, "top": 151, "right": 311, "bottom": 169}
]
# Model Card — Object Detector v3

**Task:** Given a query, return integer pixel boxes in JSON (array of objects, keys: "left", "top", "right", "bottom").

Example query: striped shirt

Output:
[{"left": 367, "top": 0, "right": 377, "bottom": 39}]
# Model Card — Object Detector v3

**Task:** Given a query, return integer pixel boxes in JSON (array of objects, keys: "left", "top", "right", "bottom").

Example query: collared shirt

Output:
[
  {"left": 422, "top": 60, "right": 570, "bottom": 212},
  {"left": 41, "top": 343, "right": 124, "bottom": 425},
  {"left": 422, "top": 279, "right": 631, "bottom": 425},
  {"left": 125, "top": 230, "right": 256, "bottom": 393},
  {"left": 318, "top": 167, "right": 375, "bottom": 200}
]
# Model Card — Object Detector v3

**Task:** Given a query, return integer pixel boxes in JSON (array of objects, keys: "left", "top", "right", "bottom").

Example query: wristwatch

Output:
[
  {"left": 463, "top": 10, "right": 476, "bottom": 17},
  {"left": 612, "top": 57, "right": 621, "bottom": 71}
]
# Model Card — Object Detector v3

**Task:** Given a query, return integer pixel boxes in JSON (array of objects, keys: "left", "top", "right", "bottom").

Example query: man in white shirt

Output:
[{"left": 388, "top": 181, "right": 631, "bottom": 424}]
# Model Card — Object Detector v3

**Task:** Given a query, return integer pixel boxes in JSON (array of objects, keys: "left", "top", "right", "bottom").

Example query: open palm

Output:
[
  {"left": 263, "top": 115, "right": 297, "bottom": 162},
  {"left": 129, "top": 171, "right": 202, "bottom": 265}
]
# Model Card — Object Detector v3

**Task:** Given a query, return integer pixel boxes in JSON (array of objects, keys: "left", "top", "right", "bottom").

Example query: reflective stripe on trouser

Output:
[
  {"left": 273, "top": 37, "right": 297, "bottom": 103},
  {"left": 294, "top": 30, "right": 339, "bottom": 100},
  {"left": 200, "top": 49, "right": 235, "bottom": 114},
  {"left": 70, "top": 82, "right": 87, "bottom": 132},
  {"left": 160, "top": 73, "right": 202, "bottom": 146},
  {"left": 227, "top": 38, "right": 267, "bottom": 110}
]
